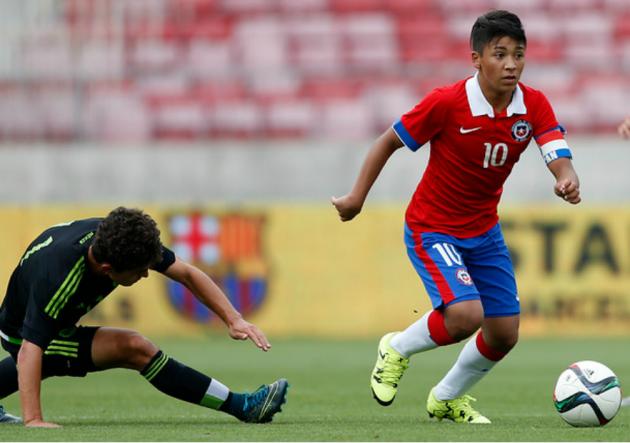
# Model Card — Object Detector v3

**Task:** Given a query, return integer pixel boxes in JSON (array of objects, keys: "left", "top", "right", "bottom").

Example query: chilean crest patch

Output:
[
  {"left": 456, "top": 268, "right": 473, "bottom": 286},
  {"left": 511, "top": 120, "right": 532, "bottom": 142}
]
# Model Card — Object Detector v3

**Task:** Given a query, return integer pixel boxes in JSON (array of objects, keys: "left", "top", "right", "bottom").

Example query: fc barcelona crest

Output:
[
  {"left": 165, "top": 211, "right": 269, "bottom": 324},
  {"left": 511, "top": 120, "right": 532, "bottom": 142}
]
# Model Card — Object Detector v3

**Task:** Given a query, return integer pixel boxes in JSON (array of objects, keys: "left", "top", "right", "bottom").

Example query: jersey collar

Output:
[{"left": 465, "top": 72, "right": 526, "bottom": 118}]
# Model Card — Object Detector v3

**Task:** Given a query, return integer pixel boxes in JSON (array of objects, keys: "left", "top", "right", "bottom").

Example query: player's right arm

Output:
[
  {"left": 331, "top": 127, "right": 403, "bottom": 221},
  {"left": 332, "top": 87, "right": 448, "bottom": 222},
  {"left": 15, "top": 245, "right": 71, "bottom": 428},
  {"left": 17, "top": 339, "right": 60, "bottom": 428}
]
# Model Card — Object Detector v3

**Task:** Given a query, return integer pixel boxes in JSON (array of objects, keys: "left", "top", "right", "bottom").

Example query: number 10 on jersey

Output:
[{"left": 483, "top": 142, "right": 508, "bottom": 168}]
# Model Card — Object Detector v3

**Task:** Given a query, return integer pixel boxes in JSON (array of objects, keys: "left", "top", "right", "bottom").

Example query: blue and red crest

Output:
[
  {"left": 165, "top": 211, "right": 269, "bottom": 324},
  {"left": 511, "top": 120, "right": 532, "bottom": 142}
]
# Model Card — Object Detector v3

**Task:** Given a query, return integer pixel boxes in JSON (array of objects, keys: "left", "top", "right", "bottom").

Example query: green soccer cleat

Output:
[
  {"left": 240, "top": 378, "right": 288, "bottom": 423},
  {"left": 370, "top": 332, "right": 409, "bottom": 406},
  {"left": 0, "top": 405, "right": 22, "bottom": 424},
  {"left": 426, "top": 388, "right": 491, "bottom": 424}
]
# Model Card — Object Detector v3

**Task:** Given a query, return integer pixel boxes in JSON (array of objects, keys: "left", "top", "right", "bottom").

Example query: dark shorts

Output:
[{"left": 1, "top": 325, "right": 102, "bottom": 378}]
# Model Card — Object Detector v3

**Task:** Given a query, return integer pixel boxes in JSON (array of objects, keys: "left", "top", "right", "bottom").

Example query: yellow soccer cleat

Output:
[
  {"left": 370, "top": 332, "right": 409, "bottom": 406},
  {"left": 426, "top": 388, "right": 491, "bottom": 424}
]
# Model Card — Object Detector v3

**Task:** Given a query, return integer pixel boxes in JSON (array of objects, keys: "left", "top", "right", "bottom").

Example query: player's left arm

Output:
[
  {"left": 532, "top": 91, "right": 581, "bottom": 205},
  {"left": 163, "top": 257, "right": 271, "bottom": 351},
  {"left": 547, "top": 157, "right": 581, "bottom": 204}
]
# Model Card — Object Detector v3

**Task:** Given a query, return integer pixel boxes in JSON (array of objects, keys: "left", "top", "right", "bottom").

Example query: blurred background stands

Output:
[{"left": 0, "top": 0, "right": 627, "bottom": 143}]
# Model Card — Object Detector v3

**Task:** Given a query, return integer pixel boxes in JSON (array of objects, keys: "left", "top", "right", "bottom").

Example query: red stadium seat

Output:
[{"left": 266, "top": 100, "right": 317, "bottom": 137}]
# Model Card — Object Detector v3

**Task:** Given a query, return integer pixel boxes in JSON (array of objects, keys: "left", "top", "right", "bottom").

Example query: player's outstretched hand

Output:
[
  {"left": 331, "top": 194, "right": 363, "bottom": 222},
  {"left": 554, "top": 178, "right": 581, "bottom": 204},
  {"left": 25, "top": 419, "right": 61, "bottom": 428},
  {"left": 228, "top": 317, "right": 271, "bottom": 352},
  {"left": 618, "top": 117, "right": 630, "bottom": 139}
]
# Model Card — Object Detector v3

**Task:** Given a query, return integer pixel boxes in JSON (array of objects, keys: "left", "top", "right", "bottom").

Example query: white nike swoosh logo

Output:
[{"left": 460, "top": 126, "right": 482, "bottom": 134}]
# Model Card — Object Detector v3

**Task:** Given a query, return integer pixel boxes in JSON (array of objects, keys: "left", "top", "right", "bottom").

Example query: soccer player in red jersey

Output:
[{"left": 332, "top": 10, "right": 580, "bottom": 423}]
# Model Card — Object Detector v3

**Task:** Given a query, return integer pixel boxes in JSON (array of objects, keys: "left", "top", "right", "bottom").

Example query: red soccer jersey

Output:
[{"left": 393, "top": 74, "right": 571, "bottom": 238}]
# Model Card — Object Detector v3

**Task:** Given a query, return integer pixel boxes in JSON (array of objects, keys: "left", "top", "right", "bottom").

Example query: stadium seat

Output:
[
  {"left": 77, "top": 41, "right": 125, "bottom": 80},
  {"left": 186, "top": 40, "right": 234, "bottom": 79},
  {"left": 319, "top": 99, "right": 374, "bottom": 139},
  {"left": 82, "top": 88, "right": 151, "bottom": 142},
  {"left": 279, "top": 0, "right": 328, "bottom": 12},
  {"left": 266, "top": 100, "right": 316, "bottom": 137},
  {"left": 21, "top": 35, "right": 74, "bottom": 80},
  {"left": 0, "top": 88, "right": 43, "bottom": 140},
  {"left": 210, "top": 101, "right": 264, "bottom": 137},
  {"left": 36, "top": 87, "right": 77, "bottom": 141},
  {"left": 130, "top": 39, "right": 181, "bottom": 72},
  {"left": 329, "top": 0, "right": 387, "bottom": 13}
]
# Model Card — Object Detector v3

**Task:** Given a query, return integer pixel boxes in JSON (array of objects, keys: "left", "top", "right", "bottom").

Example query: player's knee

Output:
[
  {"left": 448, "top": 317, "right": 483, "bottom": 341},
  {"left": 444, "top": 302, "right": 484, "bottom": 340},
  {"left": 490, "top": 329, "right": 519, "bottom": 353},
  {"left": 121, "top": 332, "right": 158, "bottom": 370}
]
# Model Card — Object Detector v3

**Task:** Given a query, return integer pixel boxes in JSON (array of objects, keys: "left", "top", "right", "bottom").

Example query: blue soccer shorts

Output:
[{"left": 404, "top": 222, "right": 519, "bottom": 317}]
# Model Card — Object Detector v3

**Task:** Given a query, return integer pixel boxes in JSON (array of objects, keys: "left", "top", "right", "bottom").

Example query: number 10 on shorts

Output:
[{"left": 432, "top": 243, "right": 462, "bottom": 266}]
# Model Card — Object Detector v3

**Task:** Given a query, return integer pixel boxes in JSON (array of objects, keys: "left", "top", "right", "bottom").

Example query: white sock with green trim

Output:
[{"left": 201, "top": 379, "right": 230, "bottom": 409}]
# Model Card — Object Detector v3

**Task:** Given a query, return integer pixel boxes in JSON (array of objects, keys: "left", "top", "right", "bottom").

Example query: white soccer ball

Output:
[{"left": 553, "top": 360, "right": 622, "bottom": 427}]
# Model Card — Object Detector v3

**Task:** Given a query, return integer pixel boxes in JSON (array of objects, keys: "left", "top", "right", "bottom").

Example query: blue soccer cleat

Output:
[
  {"left": 240, "top": 378, "right": 289, "bottom": 423},
  {"left": 0, "top": 405, "right": 22, "bottom": 424}
]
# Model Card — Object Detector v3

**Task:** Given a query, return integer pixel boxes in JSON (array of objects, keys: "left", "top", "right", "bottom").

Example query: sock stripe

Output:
[
  {"left": 46, "top": 344, "right": 79, "bottom": 353},
  {"left": 144, "top": 353, "right": 169, "bottom": 381},
  {"left": 427, "top": 310, "right": 457, "bottom": 346},
  {"left": 49, "top": 339, "right": 79, "bottom": 347},
  {"left": 200, "top": 394, "right": 224, "bottom": 409},
  {"left": 475, "top": 332, "right": 507, "bottom": 361}
]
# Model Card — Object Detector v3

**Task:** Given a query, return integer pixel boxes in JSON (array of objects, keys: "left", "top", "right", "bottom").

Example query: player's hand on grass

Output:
[
  {"left": 25, "top": 419, "right": 61, "bottom": 428},
  {"left": 618, "top": 117, "right": 630, "bottom": 139},
  {"left": 331, "top": 194, "right": 363, "bottom": 221},
  {"left": 554, "top": 178, "right": 581, "bottom": 204},
  {"left": 228, "top": 317, "right": 271, "bottom": 351}
]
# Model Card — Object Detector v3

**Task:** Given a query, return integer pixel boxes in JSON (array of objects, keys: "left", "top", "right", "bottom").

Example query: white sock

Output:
[
  {"left": 389, "top": 311, "right": 438, "bottom": 358},
  {"left": 433, "top": 336, "right": 498, "bottom": 400}
]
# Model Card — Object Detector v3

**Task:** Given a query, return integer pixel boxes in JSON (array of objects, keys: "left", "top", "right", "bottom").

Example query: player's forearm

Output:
[
  {"left": 17, "top": 340, "right": 45, "bottom": 424},
  {"left": 348, "top": 128, "right": 402, "bottom": 203},
  {"left": 187, "top": 266, "right": 242, "bottom": 325},
  {"left": 547, "top": 157, "right": 579, "bottom": 184}
]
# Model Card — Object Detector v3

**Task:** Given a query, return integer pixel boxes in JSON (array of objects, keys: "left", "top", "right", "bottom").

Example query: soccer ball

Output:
[{"left": 553, "top": 360, "right": 622, "bottom": 427}]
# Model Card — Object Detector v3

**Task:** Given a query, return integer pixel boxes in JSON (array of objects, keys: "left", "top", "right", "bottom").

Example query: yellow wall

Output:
[{"left": 1, "top": 205, "right": 629, "bottom": 337}]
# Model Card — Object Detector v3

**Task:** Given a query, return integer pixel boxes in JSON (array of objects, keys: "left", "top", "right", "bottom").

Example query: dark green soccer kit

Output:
[
  {"left": 0, "top": 217, "right": 289, "bottom": 423},
  {"left": 0, "top": 218, "right": 175, "bottom": 376}
]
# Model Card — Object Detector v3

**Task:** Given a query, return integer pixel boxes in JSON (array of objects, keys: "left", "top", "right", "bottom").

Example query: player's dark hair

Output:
[
  {"left": 470, "top": 10, "right": 526, "bottom": 53},
  {"left": 92, "top": 207, "right": 163, "bottom": 271}
]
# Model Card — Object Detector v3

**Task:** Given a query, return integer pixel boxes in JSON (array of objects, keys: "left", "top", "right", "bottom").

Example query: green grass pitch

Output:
[{"left": 0, "top": 337, "right": 629, "bottom": 441}]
